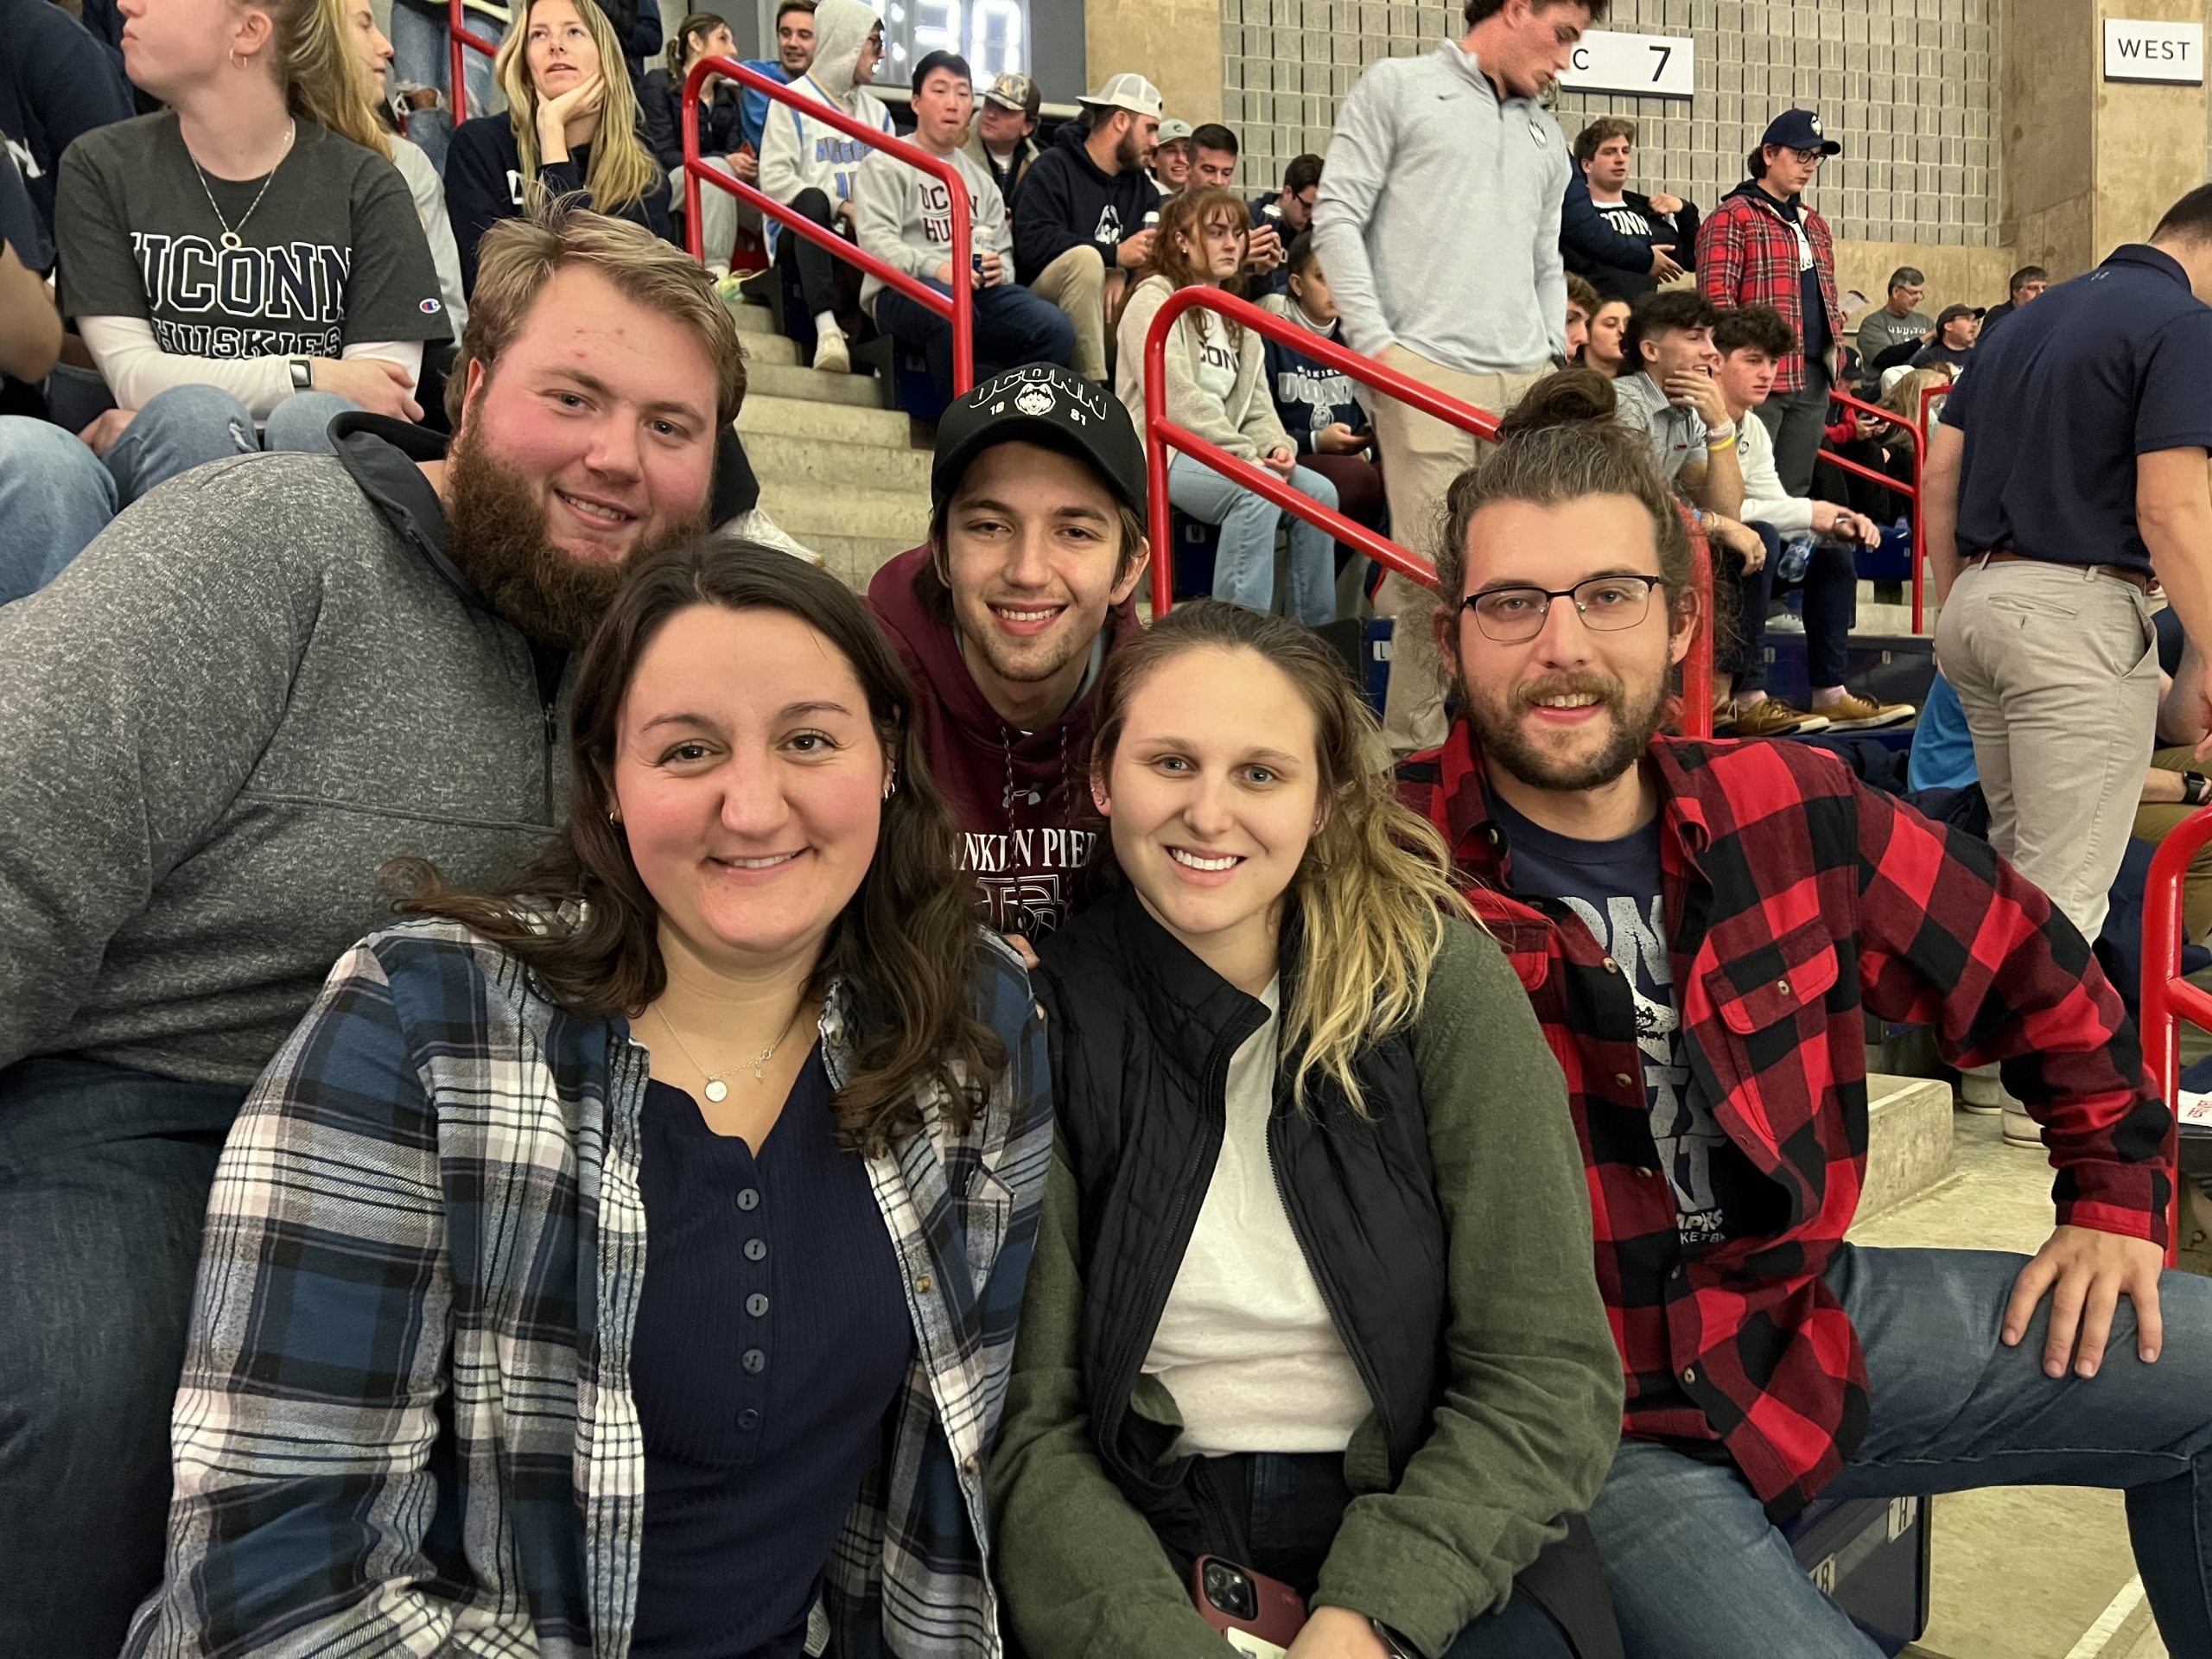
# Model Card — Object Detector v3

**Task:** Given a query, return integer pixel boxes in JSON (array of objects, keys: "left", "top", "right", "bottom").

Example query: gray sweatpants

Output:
[{"left": 1935, "top": 556, "right": 2159, "bottom": 941}]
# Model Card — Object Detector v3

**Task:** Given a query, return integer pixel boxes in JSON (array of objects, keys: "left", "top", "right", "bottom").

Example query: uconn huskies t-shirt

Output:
[
  {"left": 56, "top": 113, "right": 447, "bottom": 360},
  {"left": 1487, "top": 791, "right": 1770, "bottom": 1251}
]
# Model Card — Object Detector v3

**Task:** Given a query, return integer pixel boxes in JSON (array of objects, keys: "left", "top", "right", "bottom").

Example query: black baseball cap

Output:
[
  {"left": 1936, "top": 303, "right": 1985, "bottom": 327},
  {"left": 1761, "top": 108, "right": 1841, "bottom": 156},
  {"left": 931, "top": 363, "right": 1148, "bottom": 518}
]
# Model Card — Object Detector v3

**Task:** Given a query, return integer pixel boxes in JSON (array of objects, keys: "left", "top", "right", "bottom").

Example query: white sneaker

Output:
[
  {"left": 1959, "top": 1063, "right": 2010, "bottom": 1116},
  {"left": 812, "top": 328, "right": 851, "bottom": 374},
  {"left": 2001, "top": 1103, "right": 2041, "bottom": 1150}
]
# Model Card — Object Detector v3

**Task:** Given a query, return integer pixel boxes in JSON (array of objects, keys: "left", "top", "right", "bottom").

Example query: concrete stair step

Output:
[
  {"left": 742, "top": 429, "right": 931, "bottom": 489},
  {"left": 723, "top": 297, "right": 776, "bottom": 334},
  {"left": 759, "top": 479, "right": 928, "bottom": 539},
  {"left": 737, "top": 329, "right": 800, "bottom": 367},
  {"left": 807, "top": 532, "right": 918, "bottom": 592},
  {"left": 746, "top": 360, "right": 887, "bottom": 407},
  {"left": 1856, "top": 1074, "right": 1959, "bottom": 1224},
  {"left": 737, "top": 392, "right": 919, "bottom": 448}
]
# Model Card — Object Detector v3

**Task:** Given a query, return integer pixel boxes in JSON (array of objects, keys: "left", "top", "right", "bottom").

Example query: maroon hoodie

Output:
[{"left": 867, "top": 544, "right": 1134, "bottom": 939}]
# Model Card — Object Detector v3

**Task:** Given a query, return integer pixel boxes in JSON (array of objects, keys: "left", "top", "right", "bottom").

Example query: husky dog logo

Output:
[
  {"left": 1809, "top": 114, "right": 1824, "bottom": 135},
  {"left": 1014, "top": 384, "right": 1055, "bottom": 417}
]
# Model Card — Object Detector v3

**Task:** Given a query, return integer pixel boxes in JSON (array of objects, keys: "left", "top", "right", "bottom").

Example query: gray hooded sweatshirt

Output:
[
  {"left": 1311, "top": 41, "right": 1568, "bottom": 376},
  {"left": 0, "top": 417, "right": 564, "bottom": 1087},
  {"left": 757, "top": 0, "right": 893, "bottom": 213}
]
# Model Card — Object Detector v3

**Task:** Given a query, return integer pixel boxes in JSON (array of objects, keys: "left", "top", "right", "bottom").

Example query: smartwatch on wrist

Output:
[
  {"left": 289, "top": 358, "right": 315, "bottom": 392},
  {"left": 1370, "top": 1618, "right": 1419, "bottom": 1658},
  {"left": 2182, "top": 772, "right": 2212, "bottom": 808}
]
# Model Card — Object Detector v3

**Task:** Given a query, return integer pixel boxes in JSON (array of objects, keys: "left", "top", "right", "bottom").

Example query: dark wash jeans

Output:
[
  {"left": 0, "top": 1057, "right": 249, "bottom": 1659},
  {"left": 1211, "top": 1450, "right": 1580, "bottom": 1658}
]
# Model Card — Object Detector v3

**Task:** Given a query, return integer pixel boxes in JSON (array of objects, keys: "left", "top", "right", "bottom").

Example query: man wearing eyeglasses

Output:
[
  {"left": 1696, "top": 109, "right": 1844, "bottom": 496},
  {"left": 1397, "top": 401, "right": 2212, "bottom": 1658}
]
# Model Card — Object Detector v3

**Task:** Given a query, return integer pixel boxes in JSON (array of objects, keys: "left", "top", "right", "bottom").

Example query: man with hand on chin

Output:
[
  {"left": 1399, "top": 389, "right": 2212, "bottom": 1659},
  {"left": 0, "top": 204, "right": 742, "bottom": 1659},
  {"left": 868, "top": 362, "right": 1149, "bottom": 943}
]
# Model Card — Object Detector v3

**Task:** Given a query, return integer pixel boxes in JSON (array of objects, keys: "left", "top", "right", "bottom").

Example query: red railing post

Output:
[
  {"left": 2139, "top": 808, "right": 2209, "bottom": 1266},
  {"left": 447, "top": 0, "right": 500, "bottom": 124},
  {"left": 681, "top": 56, "right": 975, "bottom": 394},
  {"left": 1818, "top": 385, "right": 1930, "bottom": 632},
  {"left": 1141, "top": 285, "right": 1713, "bottom": 739}
]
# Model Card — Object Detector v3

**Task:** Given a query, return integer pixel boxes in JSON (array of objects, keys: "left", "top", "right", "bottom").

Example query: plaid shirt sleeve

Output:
[
  {"left": 122, "top": 940, "right": 487, "bottom": 1658},
  {"left": 1694, "top": 201, "right": 1747, "bottom": 309},
  {"left": 1850, "top": 783, "right": 2174, "bottom": 1244}
]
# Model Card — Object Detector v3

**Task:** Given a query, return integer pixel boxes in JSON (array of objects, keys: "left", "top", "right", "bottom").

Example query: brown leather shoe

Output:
[{"left": 1730, "top": 697, "right": 1833, "bottom": 737}]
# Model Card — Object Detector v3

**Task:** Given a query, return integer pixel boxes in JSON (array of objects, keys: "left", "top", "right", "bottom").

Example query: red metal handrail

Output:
[
  {"left": 681, "top": 56, "right": 974, "bottom": 394},
  {"left": 1141, "top": 286, "right": 1714, "bottom": 736},
  {"left": 2137, "top": 803, "right": 2204, "bottom": 1266},
  {"left": 447, "top": 0, "right": 499, "bottom": 124},
  {"left": 1820, "top": 385, "right": 1927, "bottom": 632}
]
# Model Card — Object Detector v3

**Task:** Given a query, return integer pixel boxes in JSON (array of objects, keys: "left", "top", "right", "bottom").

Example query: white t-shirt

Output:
[{"left": 1142, "top": 978, "right": 1371, "bottom": 1457}]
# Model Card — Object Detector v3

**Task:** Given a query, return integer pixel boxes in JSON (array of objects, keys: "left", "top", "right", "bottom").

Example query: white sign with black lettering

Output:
[
  {"left": 2103, "top": 18, "right": 2203, "bottom": 84},
  {"left": 1557, "top": 30, "right": 1694, "bottom": 100}
]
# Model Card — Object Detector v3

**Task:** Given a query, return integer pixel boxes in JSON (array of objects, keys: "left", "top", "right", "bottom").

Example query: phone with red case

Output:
[{"left": 1192, "top": 1555, "right": 1306, "bottom": 1656}]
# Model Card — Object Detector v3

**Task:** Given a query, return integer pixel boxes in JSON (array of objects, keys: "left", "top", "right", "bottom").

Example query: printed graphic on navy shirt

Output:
[{"left": 1488, "top": 791, "right": 1766, "bottom": 1249}]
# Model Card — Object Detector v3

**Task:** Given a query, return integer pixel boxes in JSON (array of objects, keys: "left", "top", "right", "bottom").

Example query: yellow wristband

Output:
[{"left": 1707, "top": 435, "right": 1738, "bottom": 451}]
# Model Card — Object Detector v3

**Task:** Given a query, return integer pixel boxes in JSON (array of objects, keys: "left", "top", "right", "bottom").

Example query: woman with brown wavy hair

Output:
[{"left": 126, "top": 537, "right": 1052, "bottom": 1657}]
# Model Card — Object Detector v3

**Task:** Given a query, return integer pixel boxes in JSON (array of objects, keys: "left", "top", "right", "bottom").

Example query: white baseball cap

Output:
[
  {"left": 1078, "top": 73, "right": 1164, "bottom": 119},
  {"left": 1156, "top": 118, "right": 1194, "bottom": 144}
]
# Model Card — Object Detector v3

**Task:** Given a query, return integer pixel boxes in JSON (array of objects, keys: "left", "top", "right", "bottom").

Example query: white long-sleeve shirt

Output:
[{"left": 1737, "top": 401, "right": 1815, "bottom": 534}]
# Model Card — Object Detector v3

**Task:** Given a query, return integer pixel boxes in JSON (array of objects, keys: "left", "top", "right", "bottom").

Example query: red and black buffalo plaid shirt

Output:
[
  {"left": 1400, "top": 725, "right": 2172, "bottom": 1521},
  {"left": 1695, "top": 182, "right": 1842, "bottom": 396}
]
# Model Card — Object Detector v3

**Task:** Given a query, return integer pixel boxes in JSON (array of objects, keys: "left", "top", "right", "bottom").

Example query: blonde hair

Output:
[
  {"left": 495, "top": 0, "right": 660, "bottom": 216},
  {"left": 1090, "top": 603, "right": 1477, "bottom": 1117},
  {"left": 245, "top": 0, "right": 391, "bottom": 156},
  {"left": 451, "top": 197, "right": 747, "bottom": 428},
  {"left": 1879, "top": 367, "right": 1951, "bottom": 448}
]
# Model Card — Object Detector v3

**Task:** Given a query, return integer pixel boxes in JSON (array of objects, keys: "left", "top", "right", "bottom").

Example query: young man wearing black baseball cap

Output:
[
  {"left": 1695, "top": 108, "right": 1845, "bottom": 495},
  {"left": 1910, "top": 303, "right": 1982, "bottom": 371},
  {"left": 868, "top": 362, "right": 1150, "bottom": 941}
]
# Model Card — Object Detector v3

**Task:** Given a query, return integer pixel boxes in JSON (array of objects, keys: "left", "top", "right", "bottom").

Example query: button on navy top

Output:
[
  {"left": 630, "top": 1047, "right": 914, "bottom": 1658},
  {"left": 1942, "top": 244, "right": 2212, "bottom": 574}
]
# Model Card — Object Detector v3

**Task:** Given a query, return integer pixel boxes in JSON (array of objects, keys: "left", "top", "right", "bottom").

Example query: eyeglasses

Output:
[
  {"left": 1460, "top": 575, "right": 1663, "bottom": 643},
  {"left": 1788, "top": 147, "right": 1827, "bottom": 166}
]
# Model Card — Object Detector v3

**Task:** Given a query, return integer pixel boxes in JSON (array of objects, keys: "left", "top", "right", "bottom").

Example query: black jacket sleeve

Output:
[
  {"left": 1558, "top": 173, "right": 1662, "bottom": 274},
  {"left": 1012, "top": 152, "right": 1085, "bottom": 285},
  {"left": 442, "top": 119, "right": 514, "bottom": 297},
  {"left": 641, "top": 70, "right": 685, "bottom": 174}
]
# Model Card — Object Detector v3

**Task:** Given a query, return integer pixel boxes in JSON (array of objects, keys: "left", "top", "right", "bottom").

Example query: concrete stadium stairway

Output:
[{"left": 728, "top": 298, "right": 933, "bottom": 594}]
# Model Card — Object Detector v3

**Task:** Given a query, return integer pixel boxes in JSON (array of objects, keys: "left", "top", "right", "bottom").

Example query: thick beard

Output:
[
  {"left": 1116, "top": 126, "right": 1147, "bottom": 175},
  {"left": 442, "top": 429, "right": 707, "bottom": 649},
  {"left": 1463, "top": 666, "right": 1669, "bottom": 794}
]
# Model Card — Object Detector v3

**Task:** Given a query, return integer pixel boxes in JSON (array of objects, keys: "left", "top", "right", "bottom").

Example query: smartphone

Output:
[{"left": 1193, "top": 1555, "right": 1306, "bottom": 1656}]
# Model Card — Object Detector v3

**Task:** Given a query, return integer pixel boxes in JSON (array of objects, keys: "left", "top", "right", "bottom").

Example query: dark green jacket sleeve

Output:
[
  {"left": 987, "top": 1141, "right": 1229, "bottom": 1659},
  {"left": 1313, "top": 917, "right": 1623, "bottom": 1656}
]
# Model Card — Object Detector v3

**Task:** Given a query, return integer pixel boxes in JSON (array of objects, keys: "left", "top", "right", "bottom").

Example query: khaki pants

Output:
[
  {"left": 1030, "top": 245, "right": 1109, "bottom": 383},
  {"left": 1368, "top": 347, "right": 1548, "bottom": 755},
  {"left": 1935, "top": 556, "right": 2160, "bottom": 941}
]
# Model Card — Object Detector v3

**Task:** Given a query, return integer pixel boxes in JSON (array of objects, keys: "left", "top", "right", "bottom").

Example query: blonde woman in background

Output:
[{"left": 443, "top": 0, "right": 669, "bottom": 292}]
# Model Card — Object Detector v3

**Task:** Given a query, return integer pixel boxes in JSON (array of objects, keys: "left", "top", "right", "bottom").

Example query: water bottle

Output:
[{"left": 1777, "top": 532, "right": 1815, "bottom": 584}]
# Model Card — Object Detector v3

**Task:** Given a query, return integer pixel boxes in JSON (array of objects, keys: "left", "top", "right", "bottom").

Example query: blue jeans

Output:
[
  {"left": 105, "top": 384, "right": 358, "bottom": 507},
  {"left": 0, "top": 1057, "right": 251, "bottom": 1659},
  {"left": 873, "top": 276, "right": 1077, "bottom": 402},
  {"left": 389, "top": 0, "right": 506, "bottom": 172},
  {"left": 1167, "top": 450, "right": 1338, "bottom": 625},
  {"left": 1734, "top": 522, "right": 1859, "bottom": 695},
  {"left": 1224, "top": 1451, "right": 1577, "bottom": 1657},
  {"left": 0, "top": 416, "right": 118, "bottom": 605},
  {"left": 1586, "top": 1243, "right": 2212, "bottom": 1658}
]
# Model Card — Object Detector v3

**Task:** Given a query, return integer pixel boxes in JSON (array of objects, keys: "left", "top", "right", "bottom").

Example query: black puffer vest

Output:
[{"left": 1034, "top": 886, "right": 1448, "bottom": 1558}]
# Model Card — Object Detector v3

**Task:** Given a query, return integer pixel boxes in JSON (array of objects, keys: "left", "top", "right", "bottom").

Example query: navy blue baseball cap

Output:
[{"left": 1761, "top": 108, "right": 1841, "bottom": 156}]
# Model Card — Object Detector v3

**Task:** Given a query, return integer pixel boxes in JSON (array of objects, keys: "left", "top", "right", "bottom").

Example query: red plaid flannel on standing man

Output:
[
  {"left": 1695, "top": 182, "right": 1843, "bottom": 396},
  {"left": 1401, "top": 725, "right": 2173, "bottom": 1522}
]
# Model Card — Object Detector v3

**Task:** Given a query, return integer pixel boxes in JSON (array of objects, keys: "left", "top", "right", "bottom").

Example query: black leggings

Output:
[{"left": 775, "top": 186, "right": 847, "bottom": 321}]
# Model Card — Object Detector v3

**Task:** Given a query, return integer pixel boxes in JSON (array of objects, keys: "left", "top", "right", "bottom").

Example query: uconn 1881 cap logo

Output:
[{"left": 1014, "top": 384, "right": 1055, "bottom": 417}]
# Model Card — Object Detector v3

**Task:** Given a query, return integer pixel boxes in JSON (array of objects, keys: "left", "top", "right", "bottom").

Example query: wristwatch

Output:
[
  {"left": 289, "top": 358, "right": 314, "bottom": 392},
  {"left": 1370, "top": 1618, "right": 1420, "bottom": 1658},
  {"left": 2182, "top": 772, "right": 2212, "bottom": 808}
]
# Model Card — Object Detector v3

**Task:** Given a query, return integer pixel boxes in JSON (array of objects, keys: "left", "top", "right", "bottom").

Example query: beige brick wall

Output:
[{"left": 1220, "top": 0, "right": 2002, "bottom": 250}]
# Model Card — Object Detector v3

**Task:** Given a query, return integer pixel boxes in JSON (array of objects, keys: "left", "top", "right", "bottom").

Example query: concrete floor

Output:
[{"left": 1857, "top": 1112, "right": 2178, "bottom": 1659}]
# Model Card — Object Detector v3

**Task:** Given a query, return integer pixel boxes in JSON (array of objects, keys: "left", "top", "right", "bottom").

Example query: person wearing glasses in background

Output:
[{"left": 1695, "top": 109, "right": 1844, "bottom": 496}]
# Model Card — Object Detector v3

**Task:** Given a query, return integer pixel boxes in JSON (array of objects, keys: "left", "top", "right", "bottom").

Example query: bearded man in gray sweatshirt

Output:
[
  {"left": 853, "top": 49, "right": 1074, "bottom": 403},
  {"left": 0, "top": 206, "right": 742, "bottom": 1659},
  {"left": 1313, "top": 0, "right": 1600, "bottom": 755}
]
